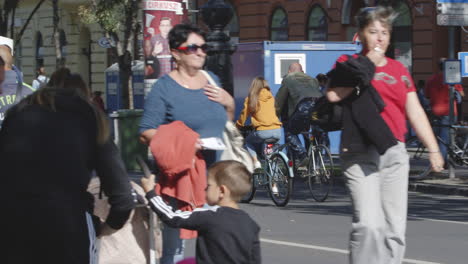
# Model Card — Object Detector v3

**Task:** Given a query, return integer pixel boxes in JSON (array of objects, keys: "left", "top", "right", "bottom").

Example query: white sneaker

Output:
[
  {"left": 254, "top": 160, "right": 262, "bottom": 170},
  {"left": 271, "top": 185, "right": 279, "bottom": 195}
]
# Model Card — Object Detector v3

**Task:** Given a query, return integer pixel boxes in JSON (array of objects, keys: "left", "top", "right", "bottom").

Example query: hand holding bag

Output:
[{"left": 200, "top": 70, "right": 255, "bottom": 173}]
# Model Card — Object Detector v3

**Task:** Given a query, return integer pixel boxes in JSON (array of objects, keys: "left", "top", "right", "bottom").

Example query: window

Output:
[
  {"left": 35, "top": 32, "right": 44, "bottom": 68},
  {"left": 271, "top": 8, "right": 288, "bottom": 41},
  {"left": 308, "top": 6, "right": 328, "bottom": 41}
]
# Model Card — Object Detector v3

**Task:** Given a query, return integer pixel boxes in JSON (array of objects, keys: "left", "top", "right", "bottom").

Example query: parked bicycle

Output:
[
  {"left": 413, "top": 124, "right": 468, "bottom": 179},
  {"left": 241, "top": 137, "right": 294, "bottom": 206}
]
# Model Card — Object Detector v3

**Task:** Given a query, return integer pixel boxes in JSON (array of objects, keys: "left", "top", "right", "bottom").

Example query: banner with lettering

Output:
[{"left": 143, "top": 0, "right": 188, "bottom": 89}]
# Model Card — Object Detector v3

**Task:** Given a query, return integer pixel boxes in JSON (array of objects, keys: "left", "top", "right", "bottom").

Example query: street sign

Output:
[
  {"left": 458, "top": 52, "right": 468, "bottom": 77},
  {"left": 98, "top": 37, "right": 112, "bottom": 49},
  {"left": 438, "top": 3, "right": 468, "bottom": 15},
  {"left": 437, "top": 0, "right": 468, "bottom": 3},
  {"left": 437, "top": 14, "right": 468, "bottom": 25},
  {"left": 444, "top": 59, "right": 462, "bottom": 84}
]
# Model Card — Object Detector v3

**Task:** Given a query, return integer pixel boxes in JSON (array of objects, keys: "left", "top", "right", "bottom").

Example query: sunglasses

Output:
[{"left": 176, "top": 44, "right": 209, "bottom": 54}]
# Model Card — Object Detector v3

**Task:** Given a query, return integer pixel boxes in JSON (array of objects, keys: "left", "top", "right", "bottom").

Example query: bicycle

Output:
[
  {"left": 299, "top": 128, "right": 334, "bottom": 202},
  {"left": 413, "top": 124, "right": 468, "bottom": 179},
  {"left": 240, "top": 136, "right": 294, "bottom": 207}
]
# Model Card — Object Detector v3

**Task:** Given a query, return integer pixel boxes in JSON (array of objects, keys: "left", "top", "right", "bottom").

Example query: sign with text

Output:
[
  {"left": 437, "top": 0, "right": 468, "bottom": 25},
  {"left": 458, "top": 52, "right": 468, "bottom": 77},
  {"left": 143, "top": 0, "right": 188, "bottom": 82},
  {"left": 438, "top": 3, "right": 468, "bottom": 15},
  {"left": 437, "top": 14, "right": 468, "bottom": 25},
  {"left": 444, "top": 59, "right": 462, "bottom": 84},
  {"left": 437, "top": 0, "right": 468, "bottom": 3}
]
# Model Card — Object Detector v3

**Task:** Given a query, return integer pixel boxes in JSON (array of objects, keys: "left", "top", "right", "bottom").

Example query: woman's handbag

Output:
[
  {"left": 199, "top": 70, "right": 254, "bottom": 173},
  {"left": 220, "top": 120, "right": 255, "bottom": 173}
]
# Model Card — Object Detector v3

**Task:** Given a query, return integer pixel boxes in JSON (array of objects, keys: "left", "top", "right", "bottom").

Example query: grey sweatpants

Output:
[{"left": 341, "top": 142, "right": 409, "bottom": 264}]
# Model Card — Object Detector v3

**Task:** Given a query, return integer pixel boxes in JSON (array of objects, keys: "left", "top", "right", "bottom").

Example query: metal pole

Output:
[
  {"left": 448, "top": 26, "right": 456, "bottom": 179},
  {"left": 200, "top": 0, "right": 237, "bottom": 96}
]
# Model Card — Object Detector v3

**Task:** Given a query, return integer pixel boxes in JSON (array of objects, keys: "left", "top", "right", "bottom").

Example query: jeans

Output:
[
  {"left": 341, "top": 142, "right": 409, "bottom": 264},
  {"left": 434, "top": 115, "right": 451, "bottom": 163},
  {"left": 245, "top": 128, "right": 282, "bottom": 158},
  {"left": 160, "top": 198, "right": 185, "bottom": 264},
  {"left": 284, "top": 123, "right": 307, "bottom": 160}
]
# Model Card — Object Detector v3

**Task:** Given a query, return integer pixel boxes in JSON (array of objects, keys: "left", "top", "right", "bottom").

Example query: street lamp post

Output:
[{"left": 200, "top": 0, "right": 236, "bottom": 95}]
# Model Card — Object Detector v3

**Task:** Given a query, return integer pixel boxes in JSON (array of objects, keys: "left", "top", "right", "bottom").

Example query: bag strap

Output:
[
  {"left": 200, "top": 70, "right": 218, "bottom": 87},
  {"left": 13, "top": 65, "right": 23, "bottom": 104}
]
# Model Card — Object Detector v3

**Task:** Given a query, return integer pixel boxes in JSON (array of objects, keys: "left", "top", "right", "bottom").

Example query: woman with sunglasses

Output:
[
  {"left": 139, "top": 24, "right": 234, "bottom": 264},
  {"left": 326, "top": 6, "right": 443, "bottom": 264}
]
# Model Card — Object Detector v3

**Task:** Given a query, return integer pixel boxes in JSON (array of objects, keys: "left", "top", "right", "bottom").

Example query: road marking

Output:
[
  {"left": 408, "top": 215, "right": 468, "bottom": 225},
  {"left": 260, "top": 238, "right": 443, "bottom": 264}
]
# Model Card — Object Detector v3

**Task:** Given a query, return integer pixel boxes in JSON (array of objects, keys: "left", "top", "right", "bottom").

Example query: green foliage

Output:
[{"left": 78, "top": 0, "right": 129, "bottom": 33}]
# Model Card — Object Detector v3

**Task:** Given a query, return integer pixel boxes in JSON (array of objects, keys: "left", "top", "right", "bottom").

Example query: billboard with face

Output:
[{"left": 143, "top": 0, "right": 188, "bottom": 84}]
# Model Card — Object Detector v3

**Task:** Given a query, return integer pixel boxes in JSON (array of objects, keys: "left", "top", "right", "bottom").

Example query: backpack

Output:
[
  {"left": 310, "top": 96, "right": 343, "bottom": 132},
  {"left": 288, "top": 97, "right": 317, "bottom": 134}
]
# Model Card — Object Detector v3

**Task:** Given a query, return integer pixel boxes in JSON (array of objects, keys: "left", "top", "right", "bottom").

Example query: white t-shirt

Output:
[{"left": 32, "top": 75, "right": 49, "bottom": 90}]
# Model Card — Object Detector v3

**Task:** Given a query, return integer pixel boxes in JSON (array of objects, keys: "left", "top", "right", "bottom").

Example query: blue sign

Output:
[
  {"left": 458, "top": 52, "right": 468, "bottom": 77},
  {"left": 438, "top": 0, "right": 468, "bottom": 3}
]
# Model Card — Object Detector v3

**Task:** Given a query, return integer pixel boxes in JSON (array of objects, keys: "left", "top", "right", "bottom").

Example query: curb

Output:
[
  {"left": 333, "top": 174, "right": 468, "bottom": 197},
  {"left": 408, "top": 182, "right": 468, "bottom": 197}
]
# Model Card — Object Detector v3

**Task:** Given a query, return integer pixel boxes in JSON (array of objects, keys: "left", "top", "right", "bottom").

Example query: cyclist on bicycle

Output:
[
  {"left": 275, "top": 63, "right": 322, "bottom": 166},
  {"left": 236, "top": 76, "right": 282, "bottom": 170}
]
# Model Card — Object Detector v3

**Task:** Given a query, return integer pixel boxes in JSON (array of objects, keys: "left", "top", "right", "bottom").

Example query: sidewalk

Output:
[{"left": 409, "top": 159, "right": 468, "bottom": 196}]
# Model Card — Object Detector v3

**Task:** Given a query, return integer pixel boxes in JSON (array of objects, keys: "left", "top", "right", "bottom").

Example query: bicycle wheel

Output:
[
  {"left": 268, "top": 153, "right": 292, "bottom": 207},
  {"left": 406, "top": 136, "right": 425, "bottom": 159},
  {"left": 241, "top": 172, "right": 257, "bottom": 203},
  {"left": 308, "top": 144, "right": 333, "bottom": 202}
]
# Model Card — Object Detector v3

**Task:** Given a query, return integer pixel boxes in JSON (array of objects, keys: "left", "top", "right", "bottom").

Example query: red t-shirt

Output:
[
  {"left": 424, "top": 72, "right": 463, "bottom": 116},
  {"left": 336, "top": 55, "right": 416, "bottom": 142}
]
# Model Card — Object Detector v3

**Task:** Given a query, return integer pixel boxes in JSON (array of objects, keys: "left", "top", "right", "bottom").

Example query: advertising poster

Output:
[{"left": 143, "top": 0, "right": 188, "bottom": 90}]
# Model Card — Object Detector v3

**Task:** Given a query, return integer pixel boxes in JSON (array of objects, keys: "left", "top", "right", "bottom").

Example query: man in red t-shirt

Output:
[
  {"left": 425, "top": 58, "right": 465, "bottom": 162},
  {"left": 425, "top": 58, "right": 464, "bottom": 117}
]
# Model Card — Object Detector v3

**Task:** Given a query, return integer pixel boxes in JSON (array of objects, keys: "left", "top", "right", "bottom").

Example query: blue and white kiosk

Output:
[{"left": 232, "top": 41, "right": 361, "bottom": 154}]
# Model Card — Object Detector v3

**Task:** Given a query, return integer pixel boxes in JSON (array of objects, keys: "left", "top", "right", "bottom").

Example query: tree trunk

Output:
[
  {"left": 0, "top": 0, "right": 19, "bottom": 36},
  {"left": 52, "top": 0, "right": 64, "bottom": 68},
  {"left": 15, "top": 0, "right": 46, "bottom": 47}
]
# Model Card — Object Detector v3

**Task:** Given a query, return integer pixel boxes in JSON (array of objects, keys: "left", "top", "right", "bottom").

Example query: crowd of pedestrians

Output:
[{"left": 0, "top": 5, "right": 462, "bottom": 264}]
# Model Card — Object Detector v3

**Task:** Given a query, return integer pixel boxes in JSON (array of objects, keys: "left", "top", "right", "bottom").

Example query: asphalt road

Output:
[{"left": 184, "top": 180, "right": 468, "bottom": 264}]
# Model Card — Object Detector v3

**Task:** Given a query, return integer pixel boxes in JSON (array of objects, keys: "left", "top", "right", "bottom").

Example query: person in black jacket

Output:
[
  {"left": 0, "top": 68, "right": 135, "bottom": 264},
  {"left": 142, "top": 160, "right": 261, "bottom": 264},
  {"left": 326, "top": 6, "right": 443, "bottom": 264}
]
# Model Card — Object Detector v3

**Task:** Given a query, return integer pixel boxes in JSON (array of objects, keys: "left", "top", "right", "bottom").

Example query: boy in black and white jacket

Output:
[{"left": 142, "top": 160, "right": 261, "bottom": 264}]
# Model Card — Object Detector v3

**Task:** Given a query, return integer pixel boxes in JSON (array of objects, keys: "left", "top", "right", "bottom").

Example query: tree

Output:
[
  {"left": 0, "top": 0, "right": 19, "bottom": 37},
  {"left": 1, "top": 0, "right": 48, "bottom": 57},
  {"left": 14, "top": 0, "right": 47, "bottom": 47},
  {"left": 79, "top": 0, "right": 141, "bottom": 109},
  {"left": 52, "top": 0, "right": 66, "bottom": 68}
]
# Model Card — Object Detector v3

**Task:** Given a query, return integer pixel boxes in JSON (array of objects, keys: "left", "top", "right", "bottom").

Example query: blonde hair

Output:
[
  {"left": 208, "top": 161, "right": 252, "bottom": 202},
  {"left": 356, "top": 6, "right": 398, "bottom": 31},
  {"left": 247, "top": 76, "right": 270, "bottom": 114}
]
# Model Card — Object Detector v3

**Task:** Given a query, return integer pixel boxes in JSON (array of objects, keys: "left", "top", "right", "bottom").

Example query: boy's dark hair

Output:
[{"left": 208, "top": 160, "right": 252, "bottom": 202}]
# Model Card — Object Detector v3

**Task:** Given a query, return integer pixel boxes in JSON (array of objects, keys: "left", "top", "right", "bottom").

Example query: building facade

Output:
[
  {"left": 10, "top": 0, "right": 112, "bottom": 94},
  {"left": 9, "top": 0, "right": 468, "bottom": 114},
  {"left": 196, "top": 0, "right": 466, "bottom": 116}
]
